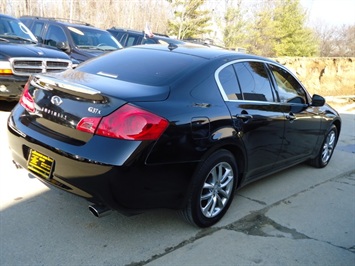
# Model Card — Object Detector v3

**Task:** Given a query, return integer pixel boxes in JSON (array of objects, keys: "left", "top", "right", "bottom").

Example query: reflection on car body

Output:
[{"left": 7, "top": 44, "right": 341, "bottom": 227}]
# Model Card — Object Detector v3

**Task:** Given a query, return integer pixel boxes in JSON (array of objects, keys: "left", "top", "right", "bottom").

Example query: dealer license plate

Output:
[{"left": 28, "top": 150, "right": 54, "bottom": 179}]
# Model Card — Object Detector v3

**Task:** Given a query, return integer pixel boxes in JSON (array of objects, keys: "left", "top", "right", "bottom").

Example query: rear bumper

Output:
[
  {"left": 0, "top": 75, "right": 28, "bottom": 101},
  {"left": 7, "top": 108, "right": 195, "bottom": 213}
]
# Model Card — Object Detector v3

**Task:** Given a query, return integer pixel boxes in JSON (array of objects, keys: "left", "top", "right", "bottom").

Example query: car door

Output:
[
  {"left": 267, "top": 63, "right": 323, "bottom": 165},
  {"left": 216, "top": 61, "right": 285, "bottom": 179}
]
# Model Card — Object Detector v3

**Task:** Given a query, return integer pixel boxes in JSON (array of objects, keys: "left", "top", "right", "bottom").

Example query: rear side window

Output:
[
  {"left": 77, "top": 48, "right": 206, "bottom": 86},
  {"left": 218, "top": 65, "right": 242, "bottom": 100},
  {"left": 234, "top": 62, "right": 275, "bottom": 102},
  {"left": 126, "top": 35, "right": 143, "bottom": 46}
]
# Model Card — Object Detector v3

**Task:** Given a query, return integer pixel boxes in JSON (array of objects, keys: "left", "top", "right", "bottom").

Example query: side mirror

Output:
[
  {"left": 35, "top": 35, "right": 43, "bottom": 43},
  {"left": 56, "top": 41, "right": 71, "bottom": 53},
  {"left": 311, "top": 94, "right": 325, "bottom": 107}
]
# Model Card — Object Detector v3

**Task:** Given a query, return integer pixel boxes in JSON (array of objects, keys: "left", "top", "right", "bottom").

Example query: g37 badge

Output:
[{"left": 88, "top": 107, "right": 101, "bottom": 114}]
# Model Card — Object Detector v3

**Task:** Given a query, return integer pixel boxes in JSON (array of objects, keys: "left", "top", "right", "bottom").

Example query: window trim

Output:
[
  {"left": 215, "top": 59, "right": 310, "bottom": 104},
  {"left": 265, "top": 63, "right": 311, "bottom": 105}
]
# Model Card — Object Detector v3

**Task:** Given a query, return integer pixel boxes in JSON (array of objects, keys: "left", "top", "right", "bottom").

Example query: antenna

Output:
[{"left": 168, "top": 43, "right": 178, "bottom": 51}]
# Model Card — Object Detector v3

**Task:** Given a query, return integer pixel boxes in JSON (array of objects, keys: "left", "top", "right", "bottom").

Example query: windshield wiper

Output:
[
  {"left": 77, "top": 45, "right": 114, "bottom": 51},
  {"left": 77, "top": 45, "right": 96, "bottom": 49},
  {"left": 0, "top": 37, "right": 10, "bottom": 42},
  {"left": 1, "top": 35, "right": 37, "bottom": 44}
]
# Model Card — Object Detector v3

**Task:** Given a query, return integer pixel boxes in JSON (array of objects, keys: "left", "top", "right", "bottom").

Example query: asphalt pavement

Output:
[{"left": 0, "top": 101, "right": 354, "bottom": 266}]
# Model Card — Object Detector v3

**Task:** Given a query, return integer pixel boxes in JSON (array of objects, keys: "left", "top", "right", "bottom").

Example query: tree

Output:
[
  {"left": 246, "top": 0, "right": 318, "bottom": 57},
  {"left": 247, "top": 0, "right": 275, "bottom": 56},
  {"left": 1, "top": 0, "right": 170, "bottom": 34},
  {"left": 167, "top": 0, "right": 211, "bottom": 39},
  {"left": 314, "top": 22, "right": 355, "bottom": 57},
  {"left": 223, "top": 0, "right": 248, "bottom": 50},
  {"left": 272, "top": 0, "right": 318, "bottom": 56}
]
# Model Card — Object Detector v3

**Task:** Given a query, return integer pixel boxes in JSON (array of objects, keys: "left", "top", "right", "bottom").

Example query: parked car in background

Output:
[
  {"left": 0, "top": 14, "right": 72, "bottom": 101},
  {"left": 7, "top": 44, "right": 341, "bottom": 227},
  {"left": 107, "top": 27, "right": 184, "bottom": 47},
  {"left": 20, "top": 16, "right": 122, "bottom": 63},
  {"left": 183, "top": 38, "right": 226, "bottom": 50}
]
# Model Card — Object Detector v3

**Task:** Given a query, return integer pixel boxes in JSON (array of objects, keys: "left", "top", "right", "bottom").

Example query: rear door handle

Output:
[{"left": 236, "top": 114, "right": 253, "bottom": 123}]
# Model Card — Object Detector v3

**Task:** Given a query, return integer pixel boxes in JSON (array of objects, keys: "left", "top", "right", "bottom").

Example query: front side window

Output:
[
  {"left": 234, "top": 62, "right": 275, "bottom": 102},
  {"left": 268, "top": 64, "right": 307, "bottom": 104},
  {"left": 44, "top": 25, "right": 67, "bottom": 47}
]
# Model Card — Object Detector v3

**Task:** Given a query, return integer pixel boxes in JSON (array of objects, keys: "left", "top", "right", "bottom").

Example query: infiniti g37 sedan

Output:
[{"left": 7, "top": 44, "right": 341, "bottom": 227}]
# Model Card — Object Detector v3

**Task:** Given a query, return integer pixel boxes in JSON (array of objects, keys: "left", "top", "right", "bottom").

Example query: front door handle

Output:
[{"left": 286, "top": 113, "right": 296, "bottom": 121}]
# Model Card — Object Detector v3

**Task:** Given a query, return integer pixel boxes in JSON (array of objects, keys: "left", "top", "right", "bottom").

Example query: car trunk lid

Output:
[{"left": 20, "top": 72, "right": 169, "bottom": 144}]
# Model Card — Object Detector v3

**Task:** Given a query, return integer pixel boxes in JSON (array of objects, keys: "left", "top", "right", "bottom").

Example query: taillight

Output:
[
  {"left": 20, "top": 82, "right": 35, "bottom": 113},
  {"left": 76, "top": 117, "right": 101, "bottom": 134},
  {"left": 77, "top": 104, "right": 169, "bottom": 140}
]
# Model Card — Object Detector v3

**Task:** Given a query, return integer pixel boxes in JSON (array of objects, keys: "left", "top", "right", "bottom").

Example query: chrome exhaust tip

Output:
[{"left": 88, "top": 204, "right": 112, "bottom": 218}]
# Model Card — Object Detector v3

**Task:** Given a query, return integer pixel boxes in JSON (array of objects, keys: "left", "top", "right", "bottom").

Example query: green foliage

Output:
[
  {"left": 167, "top": 0, "right": 211, "bottom": 39},
  {"left": 224, "top": 0, "right": 318, "bottom": 57},
  {"left": 246, "top": 2, "right": 276, "bottom": 57},
  {"left": 272, "top": 0, "right": 318, "bottom": 56}
]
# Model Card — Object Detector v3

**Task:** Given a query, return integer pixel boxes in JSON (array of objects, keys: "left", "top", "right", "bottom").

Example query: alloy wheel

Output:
[
  {"left": 200, "top": 162, "right": 234, "bottom": 218},
  {"left": 321, "top": 129, "right": 336, "bottom": 165}
]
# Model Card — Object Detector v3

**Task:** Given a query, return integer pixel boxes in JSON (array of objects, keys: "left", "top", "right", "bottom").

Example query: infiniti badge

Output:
[{"left": 51, "top": 96, "right": 63, "bottom": 106}]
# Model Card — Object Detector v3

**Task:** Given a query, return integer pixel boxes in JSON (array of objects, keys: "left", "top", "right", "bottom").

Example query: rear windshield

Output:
[{"left": 76, "top": 47, "right": 206, "bottom": 86}]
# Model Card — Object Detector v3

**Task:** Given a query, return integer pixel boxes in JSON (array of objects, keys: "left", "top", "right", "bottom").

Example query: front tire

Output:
[
  {"left": 180, "top": 149, "right": 238, "bottom": 227},
  {"left": 308, "top": 124, "right": 338, "bottom": 168}
]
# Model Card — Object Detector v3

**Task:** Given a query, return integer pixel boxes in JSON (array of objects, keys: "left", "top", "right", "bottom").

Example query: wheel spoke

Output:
[
  {"left": 203, "top": 182, "right": 214, "bottom": 190},
  {"left": 220, "top": 175, "right": 233, "bottom": 189},
  {"left": 202, "top": 195, "right": 216, "bottom": 217},
  {"left": 218, "top": 188, "right": 229, "bottom": 199},
  {"left": 201, "top": 190, "right": 213, "bottom": 201},
  {"left": 328, "top": 132, "right": 335, "bottom": 147},
  {"left": 217, "top": 193, "right": 228, "bottom": 207},
  {"left": 211, "top": 167, "right": 218, "bottom": 185},
  {"left": 219, "top": 168, "right": 231, "bottom": 183}
]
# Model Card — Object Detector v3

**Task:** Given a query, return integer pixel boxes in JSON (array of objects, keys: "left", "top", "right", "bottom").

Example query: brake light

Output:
[
  {"left": 20, "top": 82, "right": 35, "bottom": 113},
  {"left": 77, "top": 104, "right": 169, "bottom": 140}
]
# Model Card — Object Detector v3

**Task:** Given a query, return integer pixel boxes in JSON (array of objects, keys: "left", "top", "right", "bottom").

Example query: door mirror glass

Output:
[
  {"left": 56, "top": 41, "right": 70, "bottom": 53},
  {"left": 311, "top": 94, "right": 325, "bottom": 107}
]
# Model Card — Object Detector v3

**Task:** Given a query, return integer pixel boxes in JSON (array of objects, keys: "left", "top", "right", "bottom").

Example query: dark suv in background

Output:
[
  {"left": 0, "top": 14, "right": 72, "bottom": 101},
  {"left": 107, "top": 27, "right": 184, "bottom": 47},
  {"left": 20, "top": 16, "right": 122, "bottom": 63}
]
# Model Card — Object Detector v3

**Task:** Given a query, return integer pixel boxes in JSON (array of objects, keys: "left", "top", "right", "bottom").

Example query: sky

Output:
[{"left": 300, "top": 0, "right": 355, "bottom": 26}]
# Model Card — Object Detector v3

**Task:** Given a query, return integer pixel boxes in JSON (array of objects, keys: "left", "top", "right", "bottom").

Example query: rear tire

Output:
[
  {"left": 180, "top": 149, "right": 238, "bottom": 227},
  {"left": 308, "top": 125, "right": 338, "bottom": 168}
]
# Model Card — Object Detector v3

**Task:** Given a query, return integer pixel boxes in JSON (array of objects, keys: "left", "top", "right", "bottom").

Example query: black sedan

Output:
[{"left": 7, "top": 44, "right": 341, "bottom": 227}]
